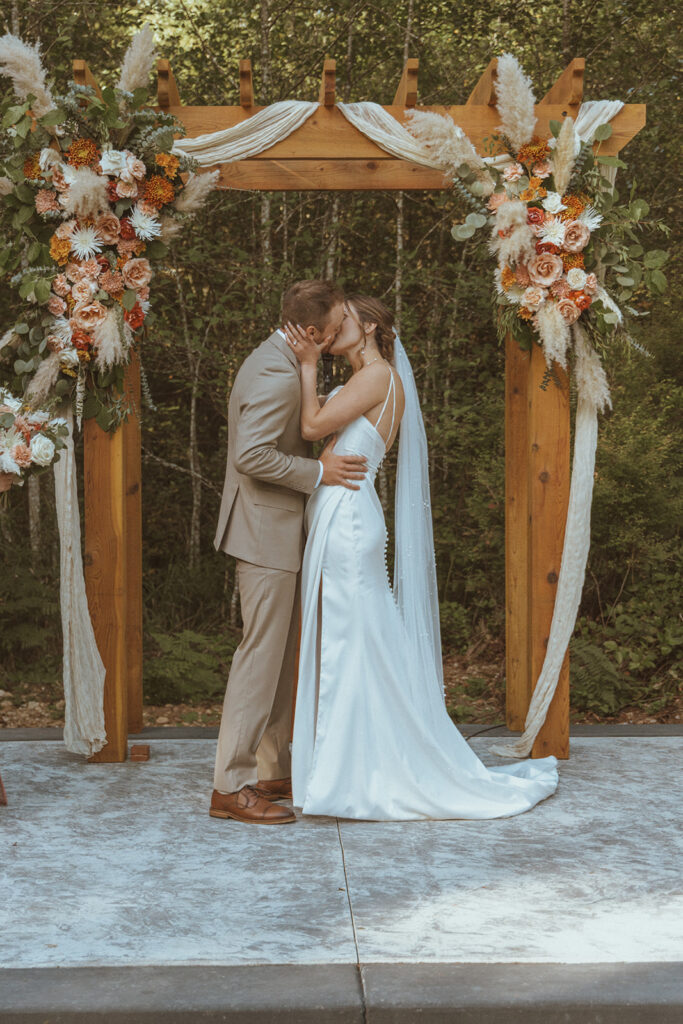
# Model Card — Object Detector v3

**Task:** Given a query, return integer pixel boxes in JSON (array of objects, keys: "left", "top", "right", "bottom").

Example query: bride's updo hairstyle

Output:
[{"left": 346, "top": 294, "right": 395, "bottom": 363}]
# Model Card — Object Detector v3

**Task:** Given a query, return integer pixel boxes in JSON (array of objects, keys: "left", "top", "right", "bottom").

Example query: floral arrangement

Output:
[
  {"left": 0, "top": 386, "right": 68, "bottom": 494},
  {"left": 405, "top": 53, "right": 670, "bottom": 409},
  {"left": 0, "top": 25, "right": 218, "bottom": 432}
]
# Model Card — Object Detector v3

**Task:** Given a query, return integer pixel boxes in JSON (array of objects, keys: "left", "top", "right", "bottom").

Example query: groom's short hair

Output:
[{"left": 282, "top": 280, "right": 344, "bottom": 331}]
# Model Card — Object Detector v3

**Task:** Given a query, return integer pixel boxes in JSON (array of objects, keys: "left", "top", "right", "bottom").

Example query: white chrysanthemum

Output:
[
  {"left": 70, "top": 226, "right": 104, "bottom": 259},
  {"left": 566, "top": 267, "right": 587, "bottom": 290},
  {"left": 577, "top": 205, "right": 603, "bottom": 231},
  {"left": 539, "top": 220, "right": 566, "bottom": 246},
  {"left": 0, "top": 451, "right": 21, "bottom": 475},
  {"left": 51, "top": 316, "right": 73, "bottom": 344},
  {"left": 128, "top": 204, "right": 161, "bottom": 240},
  {"left": 59, "top": 348, "right": 79, "bottom": 367},
  {"left": 0, "top": 389, "right": 21, "bottom": 412},
  {"left": 541, "top": 191, "right": 567, "bottom": 214}
]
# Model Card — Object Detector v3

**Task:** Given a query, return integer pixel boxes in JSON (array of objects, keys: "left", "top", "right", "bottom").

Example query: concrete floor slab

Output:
[{"left": 338, "top": 737, "right": 683, "bottom": 963}]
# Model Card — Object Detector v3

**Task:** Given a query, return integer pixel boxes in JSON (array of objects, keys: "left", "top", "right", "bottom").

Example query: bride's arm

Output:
[{"left": 283, "top": 322, "right": 390, "bottom": 442}]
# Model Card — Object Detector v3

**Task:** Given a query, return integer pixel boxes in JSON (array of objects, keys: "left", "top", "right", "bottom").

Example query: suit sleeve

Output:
[{"left": 233, "top": 356, "right": 321, "bottom": 494}]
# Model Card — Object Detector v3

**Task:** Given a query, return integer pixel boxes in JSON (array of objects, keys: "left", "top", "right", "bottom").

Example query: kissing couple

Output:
[{"left": 211, "top": 280, "right": 559, "bottom": 824}]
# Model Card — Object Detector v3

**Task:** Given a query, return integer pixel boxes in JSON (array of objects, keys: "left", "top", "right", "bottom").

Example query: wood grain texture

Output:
[
  {"left": 209, "top": 158, "right": 452, "bottom": 191},
  {"left": 123, "top": 354, "right": 143, "bottom": 734},
  {"left": 505, "top": 334, "right": 531, "bottom": 731},
  {"left": 527, "top": 343, "right": 570, "bottom": 760},
  {"left": 84, "top": 417, "right": 128, "bottom": 762},
  {"left": 393, "top": 58, "right": 419, "bottom": 107}
]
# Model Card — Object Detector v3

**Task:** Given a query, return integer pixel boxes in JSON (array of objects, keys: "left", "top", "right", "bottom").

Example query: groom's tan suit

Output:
[{"left": 213, "top": 329, "right": 321, "bottom": 793}]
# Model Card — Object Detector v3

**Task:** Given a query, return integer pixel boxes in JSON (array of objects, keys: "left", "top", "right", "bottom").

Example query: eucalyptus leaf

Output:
[
  {"left": 630, "top": 198, "right": 649, "bottom": 220},
  {"left": 593, "top": 123, "right": 613, "bottom": 141},
  {"left": 549, "top": 119, "right": 563, "bottom": 138},
  {"left": 34, "top": 279, "right": 52, "bottom": 304},
  {"left": 596, "top": 155, "right": 627, "bottom": 168},
  {"left": 465, "top": 212, "right": 487, "bottom": 228},
  {"left": 122, "top": 289, "right": 138, "bottom": 311}
]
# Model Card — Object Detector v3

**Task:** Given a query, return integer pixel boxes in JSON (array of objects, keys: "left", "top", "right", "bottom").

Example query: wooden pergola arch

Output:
[{"left": 72, "top": 56, "right": 646, "bottom": 763}]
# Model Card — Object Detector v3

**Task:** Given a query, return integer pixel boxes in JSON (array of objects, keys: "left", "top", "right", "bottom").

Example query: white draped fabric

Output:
[{"left": 53, "top": 404, "right": 107, "bottom": 756}]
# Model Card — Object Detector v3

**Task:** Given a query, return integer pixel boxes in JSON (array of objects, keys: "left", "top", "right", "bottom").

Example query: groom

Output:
[{"left": 210, "top": 280, "right": 367, "bottom": 824}]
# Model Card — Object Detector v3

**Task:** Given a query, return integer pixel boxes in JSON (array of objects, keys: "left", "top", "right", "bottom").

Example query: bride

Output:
[{"left": 282, "top": 295, "right": 559, "bottom": 821}]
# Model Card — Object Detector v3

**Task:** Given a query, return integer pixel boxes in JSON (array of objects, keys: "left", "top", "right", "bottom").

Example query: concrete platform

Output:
[{"left": 1, "top": 733, "right": 682, "bottom": 1022}]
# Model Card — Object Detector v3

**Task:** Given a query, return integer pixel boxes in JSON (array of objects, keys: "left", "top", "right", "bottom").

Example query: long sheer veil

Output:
[{"left": 392, "top": 330, "right": 445, "bottom": 702}]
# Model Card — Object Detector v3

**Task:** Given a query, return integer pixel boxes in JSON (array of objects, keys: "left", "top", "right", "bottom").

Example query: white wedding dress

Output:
[{"left": 291, "top": 338, "right": 560, "bottom": 820}]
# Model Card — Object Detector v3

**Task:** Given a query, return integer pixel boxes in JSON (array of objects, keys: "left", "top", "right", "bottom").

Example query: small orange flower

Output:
[
  {"left": 65, "top": 138, "right": 100, "bottom": 167},
  {"left": 155, "top": 152, "right": 180, "bottom": 179},
  {"left": 517, "top": 135, "right": 551, "bottom": 166},
  {"left": 561, "top": 251, "right": 585, "bottom": 271},
  {"left": 50, "top": 235, "right": 72, "bottom": 265},
  {"left": 142, "top": 174, "right": 175, "bottom": 207},
  {"left": 559, "top": 194, "right": 585, "bottom": 221},
  {"left": 23, "top": 154, "right": 42, "bottom": 180},
  {"left": 501, "top": 266, "right": 516, "bottom": 291},
  {"left": 517, "top": 306, "right": 535, "bottom": 321}
]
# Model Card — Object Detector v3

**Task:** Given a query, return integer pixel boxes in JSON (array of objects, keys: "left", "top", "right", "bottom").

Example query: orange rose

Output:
[
  {"left": 527, "top": 253, "right": 564, "bottom": 288},
  {"left": 556, "top": 298, "right": 581, "bottom": 323},
  {"left": 96, "top": 212, "right": 121, "bottom": 245}
]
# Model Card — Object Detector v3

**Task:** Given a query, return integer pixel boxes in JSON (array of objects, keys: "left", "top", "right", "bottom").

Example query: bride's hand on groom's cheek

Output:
[{"left": 283, "top": 322, "right": 324, "bottom": 364}]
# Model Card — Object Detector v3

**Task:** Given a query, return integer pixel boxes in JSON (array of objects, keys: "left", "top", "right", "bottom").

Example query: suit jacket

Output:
[{"left": 214, "top": 330, "right": 321, "bottom": 572}]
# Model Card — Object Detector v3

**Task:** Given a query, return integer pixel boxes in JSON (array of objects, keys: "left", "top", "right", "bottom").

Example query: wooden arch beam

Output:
[
  {"left": 319, "top": 58, "right": 336, "bottom": 106},
  {"left": 240, "top": 58, "right": 254, "bottom": 107},
  {"left": 157, "top": 58, "right": 181, "bottom": 110},
  {"left": 541, "top": 58, "right": 584, "bottom": 107},
  {"left": 72, "top": 59, "right": 102, "bottom": 98},
  {"left": 466, "top": 57, "right": 497, "bottom": 106},
  {"left": 393, "top": 58, "right": 419, "bottom": 107}
]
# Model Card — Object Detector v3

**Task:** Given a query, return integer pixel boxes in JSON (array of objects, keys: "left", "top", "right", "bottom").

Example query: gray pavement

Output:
[{"left": 1, "top": 729, "right": 682, "bottom": 1022}]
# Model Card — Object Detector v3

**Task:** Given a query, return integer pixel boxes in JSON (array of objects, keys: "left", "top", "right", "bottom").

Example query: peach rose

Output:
[
  {"left": 563, "top": 220, "right": 590, "bottom": 252},
  {"left": 487, "top": 192, "right": 508, "bottom": 212},
  {"left": 11, "top": 443, "right": 32, "bottom": 467},
  {"left": 527, "top": 252, "right": 564, "bottom": 287},
  {"left": 503, "top": 163, "right": 524, "bottom": 182},
  {"left": 136, "top": 200, "right": 159, "bottom": 217},
  {"left": 70, "top": 301, "right": 108, "bottom": 331},
  {"left": 65, "top": 261, "right": 88, "bottom": 283},
  {"left": 584, "top": 272, "right": 598, "bottom": 295},
  {"left": 71, "top": 279, "right": 98, "bottom": 304},
  {"left": 100, "top": 270, "right": 124, "bottom": 297},
  {"left": 137, "top": 285, "right": 150, "bottom": 302},
  {"left": 115, "top": 179, "right": 138, "bottom": 199},
  {"left": 46, "top": 334, "right": 68, "bottom": 353},
  {"left": 55, "top": 219, "right": 77, "bottom": 240},
  {"left": 129, "top": 158, "right": 147, "bottom": 181},
  {"left": 549, "top": 279, "right": 571, "bottom": 298},
  {"left": 50, "top": 164, "right": 71, "bottom": 191},
  {"left": 52, "top": 274, "right": 71, "bottom": 298},
  {"left": 557, "top": 297, "right": 581, "bottom": 323},
  {"left": 532, "top": 160, "right": 551, "bottom": 179},
  {"left": 48, "top": 295, "right": 67, "bottom": 316},
  {"left": 95, "top": 211, "right": 121, "bottom": 245},
  {"left": 121, "top": 257, "right": 152, "bottom": 290},
  {"left": 521, "top": 285, "right": 547, "bottom": 309},
  {"left": 79, "top": 258, "right": 102, "bottom": 278}
]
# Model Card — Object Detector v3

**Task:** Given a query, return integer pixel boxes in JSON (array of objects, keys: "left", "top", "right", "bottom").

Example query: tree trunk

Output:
[
  {"left": 27, "top": 474, "right": 41, "bottom": 568},
  {"left": 173, "top": 270, "right": 202, "bottom": 569}
]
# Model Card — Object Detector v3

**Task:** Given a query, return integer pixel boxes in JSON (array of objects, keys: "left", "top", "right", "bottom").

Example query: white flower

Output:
[
  {"left": 128, "top": 204, "right": 162, "bottom": 240},
  {"left": 51, "top": 316, "right": 73, "bottom": 345},
  {"left": 503, "top": 162, "right": 524, "bottom": 182},
  {"left": 70, "top": 226, "right": 104, "bottom": 260},
  {"left": 49, "top": 416, "right": 67, "bottom": 428},
  {"left": 577, "top": 205, "right": 603, "bottom": 231},
  {"left": 541, "top": 191, "right": 567, "bottom": 214},
  {"left": 566, "top": 267, "right": 588, "bottom": 290},
  {"left": 521, "top": 285, "right": 547, "bottom": 309},
  {"left": 539, "top": 220, "right": 566, "bottom": 246},
  {"left": 29, "top": 433, "right": 55, "bottom": 466},
  {"left": 99, "top": 147, "right": 127, "bottom": 176},
  {"left": 38, "top": 147, "right": 61, "bottom": 171},
  {"left": 0, "top": 451, "right": 21, "bottom": 475},
  {"left": 27, "top": 410, "right": 49, "bottom": 424},
  {"left": 59, "top": 348, "right": 80, "bottom": 367},
  {"left": 0, "top": 391, "right": 21, "bottom": 413}
]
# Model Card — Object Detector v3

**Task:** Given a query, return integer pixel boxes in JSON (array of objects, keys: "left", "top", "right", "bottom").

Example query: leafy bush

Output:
[{"left": 144, "top": 628, "right": 240, "bottom": 705}]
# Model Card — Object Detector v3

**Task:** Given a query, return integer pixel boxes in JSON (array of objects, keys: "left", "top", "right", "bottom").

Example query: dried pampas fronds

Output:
[
  {"left": 595, "top": 285, "right": 623, "bottom": 322},
  {"left": 159, "top": 214, "right": 184, "bottom": 243},
  {"left": 0, "top": 176, "right": 13, "bottom": 195},
  {"left": 494, "top": 53, "right": 536, "bottom": 151},
  {"left": 494, "top": 225, "right": 536, "bottom": 267},
  {"left": 0, "top": 33, "right": 55, "bottom": 118},
  {"left": 404, "top": 109, "right": 496, "bottom": 194},
  {"left": 573, "top": 323, "right": 611, "bottom": 413},
  {"left": 551, "top": 116, "right": 577, "bottom": 195},
  {"left": 492, "top": 199, "right": 527, "bottom": 231},
  {"left": 534, "top": 301, "right": 571, "bottom": 370},
  {"left": 117, "top": 23, "right": 157, "bottom": 94},
  {"left": 62, "top": 166, "right": 110, "bottom": 218},
  {"left": 92, "top": 308, "right": 125, "bottom": 372},
  {"left": 173, "top": 169, "right": 220, "bottom": 213},
  {"left": 0, "top": 328, "right": 20, "bottom": 352},
  {"left": 26, "top": 352, "right": 62, "bottom": 403}
]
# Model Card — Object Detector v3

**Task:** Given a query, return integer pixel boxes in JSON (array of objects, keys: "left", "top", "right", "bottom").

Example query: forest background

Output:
[{"left": 0, "top": 0, "right": 680, "bottom": 729}]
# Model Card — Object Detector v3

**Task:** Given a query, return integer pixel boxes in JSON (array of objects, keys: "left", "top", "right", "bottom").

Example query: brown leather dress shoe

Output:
[
  {"left": 252, "top": 777, "right": 293, "bottom": 802},
  {"left": 209, "top": 785, "right": 296, "bottom": 824}
]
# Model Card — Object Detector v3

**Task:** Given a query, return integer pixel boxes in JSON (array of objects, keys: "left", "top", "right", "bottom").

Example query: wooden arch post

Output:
[{"left": 75, "top": 55, "right": 644, "bottom": 762}]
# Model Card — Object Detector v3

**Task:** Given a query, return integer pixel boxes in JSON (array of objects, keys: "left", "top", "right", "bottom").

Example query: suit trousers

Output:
[{"left": 213, "top": 558, "right": 300, "bottom": 793}]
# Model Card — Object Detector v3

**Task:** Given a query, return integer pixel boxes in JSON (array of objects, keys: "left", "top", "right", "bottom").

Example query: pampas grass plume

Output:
[
  {"left": 159, "top": 215, "right": 184, "bottom": 242},
  {"left": 494, "top": 53, "right": 537, "bottom": 151},
  {"left": 534, "top": 301, "right": 571, "bottom": 370},
  {"left": 117, "top": 23, "right": 157, "bottom": 94},
  {"left": 0, "top": 33, "right": 55, "bottom": 117},
  {"left": 62, "top": 167, "right": 110, "bottom": 218},
  {"left": 552, "top": 116, "right": 576, "bottom": 195},
  {"left": 0, "top": 176, "right": 14, "bottom": 195},
  {"left": 173, "top": 169, "right": 220, "bottom": 213},
  {"left": 404, "top": 109, "right": 496, "bottom": 193},
  {"left": 92, "top": 308, "right": 125, "bottom": 372},
  {"left": 573, "top": 323, "right": 612, "bottom": 413},
  {"left": 26, "top": 352, "right": 62, "bottom": 403}
]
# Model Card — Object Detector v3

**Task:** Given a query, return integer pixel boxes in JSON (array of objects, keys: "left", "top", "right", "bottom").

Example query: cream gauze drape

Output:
[{"left": 58, "top": 99, "right": 623, "bottom": 758}]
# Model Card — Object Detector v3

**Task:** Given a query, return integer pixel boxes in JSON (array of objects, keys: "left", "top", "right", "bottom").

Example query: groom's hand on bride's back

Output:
[{"left": 319, "top": 435, "right": 367, "bottom": 490}]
